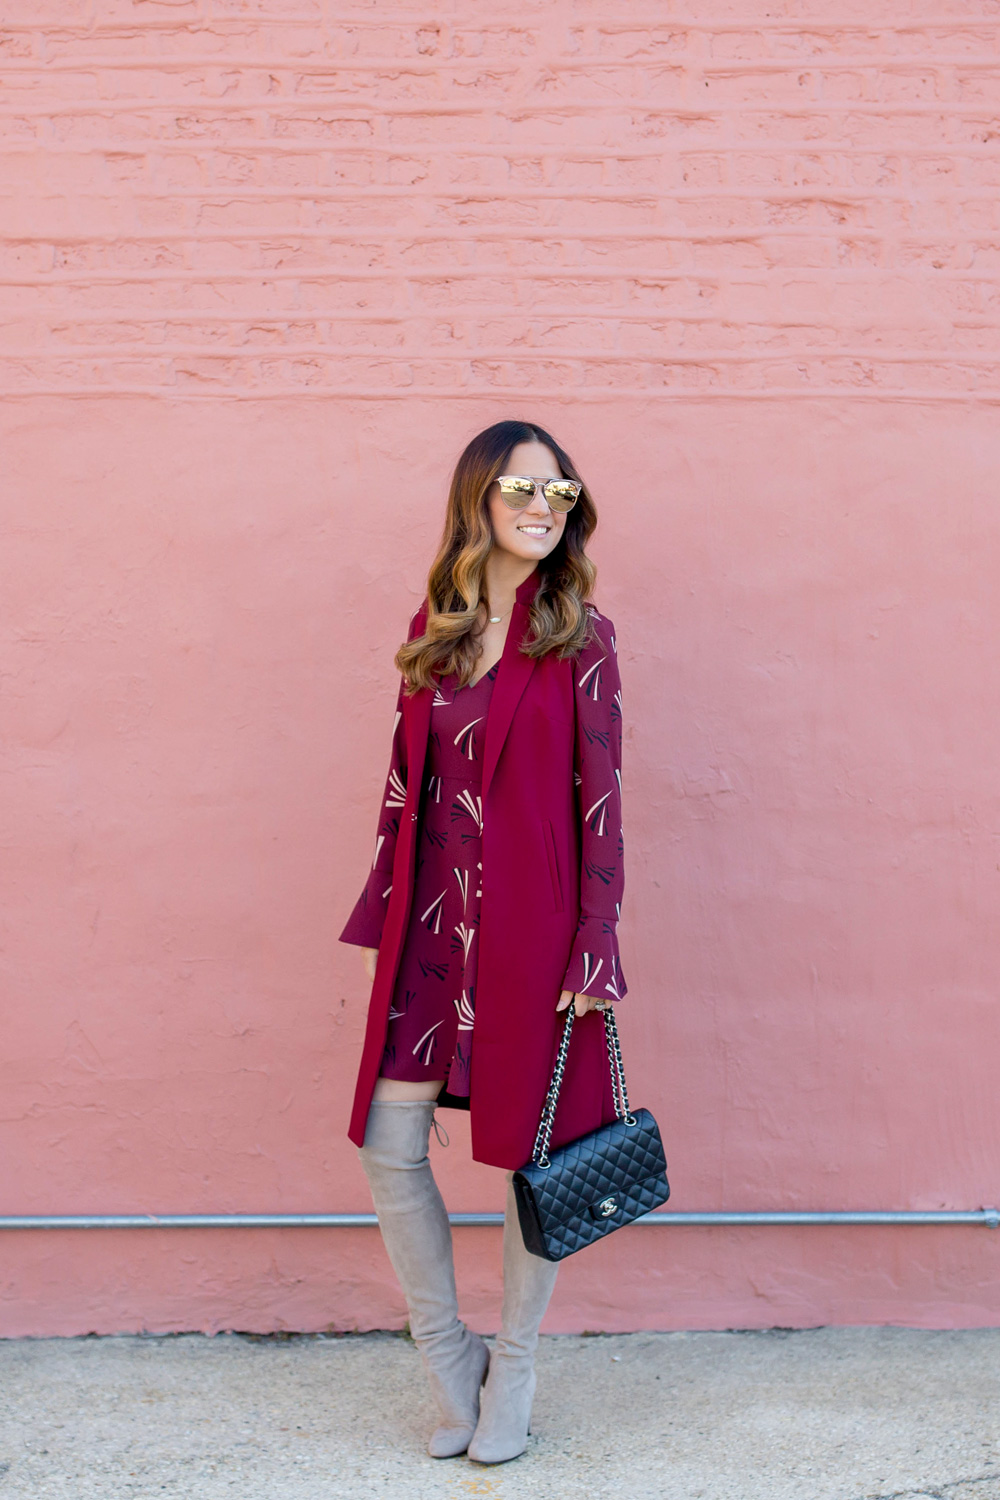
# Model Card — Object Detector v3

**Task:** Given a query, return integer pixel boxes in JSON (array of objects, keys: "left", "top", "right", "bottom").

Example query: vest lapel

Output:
[
  {"left": 482, "top": 571, "right": 541, "bottom": 801},
  {"left": 402, "top": 684, "right": 432, "bottom": 801},
  {"left": 402, "top": 601, "right": 433, "bottom": 802}
]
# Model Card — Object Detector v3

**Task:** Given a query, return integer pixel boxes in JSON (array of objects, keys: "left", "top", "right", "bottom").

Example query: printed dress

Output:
[
  {"left": 340, "top": 608, "right": 627, "bottom": 1100},
  {"left": 380, "top": 659, "right": 499, "bottom": 1096}
]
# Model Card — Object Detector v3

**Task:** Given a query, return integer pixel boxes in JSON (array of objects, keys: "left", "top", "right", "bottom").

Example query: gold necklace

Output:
[{"left": 488, "top": 604, "right": 513, "bottom": 624}]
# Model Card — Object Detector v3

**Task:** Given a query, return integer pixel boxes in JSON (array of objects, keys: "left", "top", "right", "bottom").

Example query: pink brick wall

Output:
[
  {"left": 3, "top": 3, "right": 999, "bottom": 1335},
  {"left": 5, "top": 4, "right": 1000, "bottom": 400}
]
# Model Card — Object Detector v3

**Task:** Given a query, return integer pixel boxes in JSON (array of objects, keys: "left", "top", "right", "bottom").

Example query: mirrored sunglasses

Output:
[{"left": 496, "top": 474, "right": 581, "bottom": 513}]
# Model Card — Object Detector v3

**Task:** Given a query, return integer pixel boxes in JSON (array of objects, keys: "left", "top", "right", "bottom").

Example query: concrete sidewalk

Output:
[{"left": 0, "top": 1328, "right": 997, "bottom": 1500}]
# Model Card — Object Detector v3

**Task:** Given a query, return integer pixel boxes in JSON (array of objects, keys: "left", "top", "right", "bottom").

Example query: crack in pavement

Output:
[{"left": 861, "top": 1473, "right": 1000, "bottom": 1500}]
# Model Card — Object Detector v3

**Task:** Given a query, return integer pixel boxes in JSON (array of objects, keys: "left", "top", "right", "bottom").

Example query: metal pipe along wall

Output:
[{"left": 1, "top": 1211, "right": 997, "bottom": 1230}]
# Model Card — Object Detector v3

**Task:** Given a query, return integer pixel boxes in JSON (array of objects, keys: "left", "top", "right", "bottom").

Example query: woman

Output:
[{"left": 339, "top": 420, "right": 626, "bottom": 1464}]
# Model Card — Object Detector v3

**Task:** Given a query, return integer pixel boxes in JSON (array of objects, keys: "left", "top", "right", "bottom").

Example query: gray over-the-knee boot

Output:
[
  {"left": 467, "top": 1172, "right": 560, "bottom": 1464},
  {"left": 357, "top": 1100, "right": 489, "bottom": 1458}
]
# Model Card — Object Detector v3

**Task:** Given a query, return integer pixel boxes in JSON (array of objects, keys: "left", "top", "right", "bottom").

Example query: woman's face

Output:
[{"left": 486, "top": 440, "right": 569, "bottom": 564}]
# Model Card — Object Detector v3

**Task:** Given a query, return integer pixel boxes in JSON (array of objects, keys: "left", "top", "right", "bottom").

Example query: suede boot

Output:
[
  {"left": 467, "top": 1172, "right": 559, "bottom": 1464},
  {"left": 358, "top": 1100, "right": 489, "bottom": 1458}
]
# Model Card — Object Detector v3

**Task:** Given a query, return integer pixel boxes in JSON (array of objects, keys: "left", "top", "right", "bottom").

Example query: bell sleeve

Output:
[
  {"left": 560, "top": 608, "right": 628, "bottom": 1002},
  {"left": 338, "top": 610, "right": 421, "bottom": 950}
]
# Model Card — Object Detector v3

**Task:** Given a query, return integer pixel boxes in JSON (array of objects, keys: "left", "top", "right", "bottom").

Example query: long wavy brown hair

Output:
[{"left": 395, "top": 420, "right": 599, "bottom": 693}]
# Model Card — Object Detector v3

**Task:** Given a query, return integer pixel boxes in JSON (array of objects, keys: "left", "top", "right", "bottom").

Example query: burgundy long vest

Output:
[{"left": 341, "top": 568, "right": 628, "bottom": 1171}]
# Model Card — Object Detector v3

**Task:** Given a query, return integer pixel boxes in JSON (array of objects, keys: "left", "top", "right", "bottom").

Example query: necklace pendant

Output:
[{"left": 489, "top": 615, "right": 501, "bottom": 623}]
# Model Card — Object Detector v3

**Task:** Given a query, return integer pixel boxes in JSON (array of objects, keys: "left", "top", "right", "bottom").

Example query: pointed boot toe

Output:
[{"left": 427, "top": 1420, "right": 476, "bottom": 1460}]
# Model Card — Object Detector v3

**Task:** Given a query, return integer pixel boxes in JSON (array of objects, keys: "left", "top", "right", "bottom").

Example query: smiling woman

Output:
[
  {"left": 390, "top": 422, "right": 601, "bottom": 695},
  {"left": 338, "top": 420, "right": 628, "bottom": 1465}
]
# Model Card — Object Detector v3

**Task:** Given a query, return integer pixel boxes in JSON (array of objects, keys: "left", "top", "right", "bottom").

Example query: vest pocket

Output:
[{"left": 542, "top": 819, "right": 564, "bottom": 913}]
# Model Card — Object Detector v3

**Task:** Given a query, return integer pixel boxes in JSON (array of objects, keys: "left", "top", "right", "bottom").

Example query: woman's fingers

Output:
[{"left": 556, "top": 989, "right": 605, "bottom": 1015}]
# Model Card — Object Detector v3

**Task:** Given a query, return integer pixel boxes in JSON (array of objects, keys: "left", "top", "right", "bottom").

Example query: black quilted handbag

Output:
[{"left": 512, "top": 1002, "right": 670, "bottom": 1261}]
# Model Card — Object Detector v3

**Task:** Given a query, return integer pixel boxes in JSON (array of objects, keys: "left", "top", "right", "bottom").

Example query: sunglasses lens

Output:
[
  {"left": 497, "top": 477, "right": 536, "bottom": 508},
  {"left": 544, "top": 481, "right": 580, "bottom": 511}
]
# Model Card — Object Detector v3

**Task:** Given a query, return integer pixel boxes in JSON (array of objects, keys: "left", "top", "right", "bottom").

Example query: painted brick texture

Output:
[{"left": 3, "top": 3, "right": 1000, "bottom": 397}]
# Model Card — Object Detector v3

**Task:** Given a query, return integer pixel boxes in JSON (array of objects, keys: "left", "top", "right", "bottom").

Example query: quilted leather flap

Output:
[{"left": 518, "top": 1108, "right": 667, "bottom": 1220}]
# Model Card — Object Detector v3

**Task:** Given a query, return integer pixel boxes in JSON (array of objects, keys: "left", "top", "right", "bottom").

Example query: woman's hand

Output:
[
  {"left": 556, "top": 989, "right": 607, "bottom": 1017},
  {"left": 361, "top": 947, "right": 379, "bottom": 983}
]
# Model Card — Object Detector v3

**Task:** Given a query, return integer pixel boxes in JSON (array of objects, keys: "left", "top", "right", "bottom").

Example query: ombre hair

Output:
[{"left": 395, "top": 420, "right": 599, "bottom": 693}]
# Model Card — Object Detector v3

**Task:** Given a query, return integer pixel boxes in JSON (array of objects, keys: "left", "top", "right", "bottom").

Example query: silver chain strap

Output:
[
  {"left": 531, "top": 1001, "right": 637, "bottom": 1169},
  {"left": 603, "top": 1003, "right": 635, "bottom": 1126}
]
